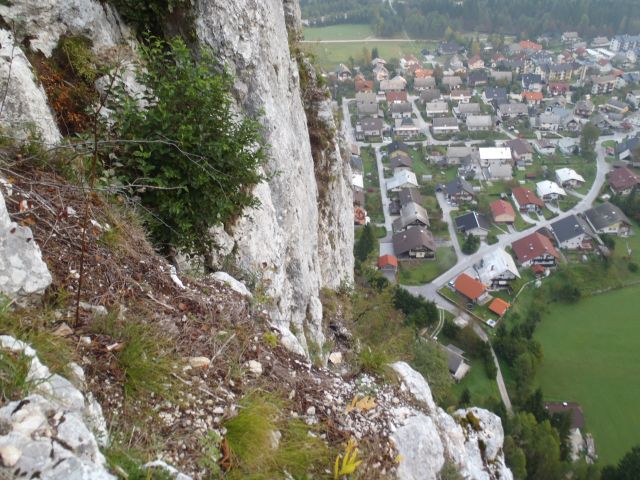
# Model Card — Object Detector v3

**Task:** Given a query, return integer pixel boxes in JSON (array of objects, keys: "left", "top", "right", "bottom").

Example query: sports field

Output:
[
  {"left": 303, "top": 24, "right": 374, "bottom": 41},
  {"left": 535, "top": 286, "right": 640, "bottom": 464}
]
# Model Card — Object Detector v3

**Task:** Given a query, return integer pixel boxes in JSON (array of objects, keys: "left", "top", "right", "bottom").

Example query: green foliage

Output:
[
  {"left": 357, "top": 345, "right": 392, "bottom": 376},
  {"left": 0, "top": 349, "right": 34, "bottom": 404},
  {"left": 602, "top": 445, "right": 640, "bottom": 480},
  {"left": 89, "top": 313, "right": 178, "bottom": 401},
  {"left": 393, "top": 287, "right": 438, "bottom": 329},
  {"left": 459, "top": 388, "right": 471, "bottom": 407},
  {"left": 104, "top": 447, "right": 174, "bottom": 480},
  {"left": 551, "top": 283, "right": 582, "bottom": 304},
  {"left": 198, "top": 430, "right": 223, "bottom": 478},
  {"left": 411, "top": 341, "right": 454, "bottom": 405},
  {"left": 54, "top": 36, "right": 97, "bottom": 84},
  {"left": 354, "top": 224, "right": 375, "bottom": 262},
  {"left": 224, "top": 393, "right": 331, "bottom": 479},
  {"left": 262, "top": 332, "right": 279, "bottom": 348},
  {"left": 110, "top": 0, "right": 191, "bottom": 37},
  {"left": 113, "top": 37, "right": 266, "bottom": 260},
  {"left": 461, "top": 233, "right": 480, "bottom": 254},
  {"left": 580, "top": 122, "right": 600, "bottom": 158}
]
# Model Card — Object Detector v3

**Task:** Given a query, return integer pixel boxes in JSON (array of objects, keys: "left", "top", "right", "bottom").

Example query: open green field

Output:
[
  {"left": 301, "top": 40, "right": 435, "bottom": 71},
  {"left": 452, "top": 359, "right": 501, "bottom": 408},
  {"left": 535, "top": 286, "right": 640, "bottom": 464},
  {"left": 303, "top": 24, "right": 374, "bottom": 41},
  {"left": 398, "top": 247, "right": 457, "bottom": 285}
]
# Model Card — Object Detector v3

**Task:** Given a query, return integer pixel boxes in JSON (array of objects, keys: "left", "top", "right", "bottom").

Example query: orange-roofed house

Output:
[
  {"left": 414, "top": 69, "right": 434, "bottom": 78},
  {"left": 489, "top": 298, "right": 510, "bottom": 317},
  {"left": 468, "top": 55, "right": 485, "bottom": 70},
  {"left": 378, "top": 254, "right": 398, "bottom": 273},
  {"left": 523, "top": 91, "right": 544, "bottom": 105},
  {"left": 490, "top": 199, "right": 516, "bottom": 224},
  {"left": 355, "top": 77, "right": 374, "bottom": 93},
  {"left": 520, "top": 39, "right": 542, "bottom": 51},
  {"left": 454, "top": 273, "right": 489, "bottom": 304}
]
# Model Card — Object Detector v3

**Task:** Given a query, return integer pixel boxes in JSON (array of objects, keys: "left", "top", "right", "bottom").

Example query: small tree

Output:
[
  {"left": 113, "top": 37, "right": 267, "bottom": 265},
  {"left": 462, "top": 233, "right": 480, "bottom": 254},
  {"left": 580, "top": 122, "right": 600, "bottom": 159},
  {"left": 354, "top": 224, "right": 375, "bottom": 262}
]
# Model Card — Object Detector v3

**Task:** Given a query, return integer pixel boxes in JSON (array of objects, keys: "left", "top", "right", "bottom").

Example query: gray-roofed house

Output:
[
  {"left": 390, "top": 101, "right": 413, "bottom": 119},
  {"left": 432, "top": 117, "right": 459, "bottom": 134},
  {"left": 399, "top": 188, "right": 422, "bottom": 207},
  {"left": 506, "top": 138, "right": 534, "bottom": 163},
  {"left": 444, "top": 176, "right": 476, "bottom": 203},
  {"left": 498, "top": 103, "right": 529, "bottom": 119},
  {"left": 466, "top": 115, "right": 494, "bottom": 131},
  {"left": 392, "top": 202, "right": 430, "bottom": 233},
  {"left": 390, "top": 152, "right": 413, "bottom": 173},
  {"left": 446, "top": 146, "right": 475, "bottom": 165},
  {"left": 551, "top": 215, "right": 594, "bottom": 250},
  {"left": 392, "top": 226, "right": 437, "bottom": 259},
  {"left": 445, "top": 345, "right": 470, "bottom": 382},
  {"left": 455, "top": 103, "right": 481, "bottom": 119},
  {"left": 455, "top": 211, "right": 490, "bottom": 239},
  {"left": 414, "top": 76, "right": 436, "bottom": 91},
  {"left": 355, "top": 117, "right": 385, "bottom": 140},
  {"left": 442, "top": 76, "right": 463, "bottom": 89},
  {"left": 425, "top": 101, "right": 449, "bottom": 117},
  {"left": 536, "top": 112, "right": 561, "bottom": 131},
  {"left": 356, "top": 91, "right": 379, "bottom": 118},
  {"left": 420, "top": 88, "right": 442, "bottom": 104},
  {"left": 394, "top": 117, "right": 420, "bottom": 138},
  {"left": 583, "top": 202, "right": 632, "bottom": 236}
]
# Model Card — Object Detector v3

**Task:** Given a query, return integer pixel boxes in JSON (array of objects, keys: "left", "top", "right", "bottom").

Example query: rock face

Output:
[
  {"left": 0, "top": 190, "right": 52, "bottom": 299},
  {"left": 390, "top": 362, "right": 513, "bottom": 480},
  {"left": 194, "top": 0, "right": 353, "bottom": 354},
  {"left": 0, "top": 336, "right": 113, "bottom": 479}
]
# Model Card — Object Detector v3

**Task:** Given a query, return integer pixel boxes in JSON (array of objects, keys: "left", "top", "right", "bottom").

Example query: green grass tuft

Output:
[{"left": 0, "top": 349, "right": 34, "bottom": 404}]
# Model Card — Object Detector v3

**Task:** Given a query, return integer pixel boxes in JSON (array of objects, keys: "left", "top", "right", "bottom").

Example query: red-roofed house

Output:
[
  {"left": 489, "top": 298, "right": 510, "bottom": 317},
  {"left": 454, "top": 273, "right": 489, "bottom": 304},
  {"left": 512, "top": 187, "right": 544, "bottom": 214},
  {"left": 355, "top": 76, "right": 374, "bottom": 93},
  {"left": 608, "top": 166, "right": 640, "bottom": 196},
  {"left": 511, "top": 232, "right": 559, "bottom": 267},
  {"left": 386, "top": 91, "right": 408, "bottom": 104},
  {"left": 490, "top": 199, "right": 516, "bottom": 224},
  {"left": 548, "top": 82, "right": 570, "bottom": 95},
  {"left": 523, "top": 91, "right": 544, "bottom": 105},
  {"left": 414, "top": 69, "right": 434, "bottom": 78},
  {"left": 378, "top": 254, "right": 398, "bottom": 273},
  {"left": 520, "top": 39, "right": 543, "bottom": 51},
  {"left": 468, "top": 55, "right": 485, "bottom": 70}
]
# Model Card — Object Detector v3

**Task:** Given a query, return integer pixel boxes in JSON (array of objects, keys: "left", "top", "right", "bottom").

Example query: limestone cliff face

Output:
[{"left": 194, "top": 0, "right": 354, "bottom": 354}]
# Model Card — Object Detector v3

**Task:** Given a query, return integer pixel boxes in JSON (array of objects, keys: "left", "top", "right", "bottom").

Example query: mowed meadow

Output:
[{"left": 535, "top": 286, "right": 640, "bottom": 464}]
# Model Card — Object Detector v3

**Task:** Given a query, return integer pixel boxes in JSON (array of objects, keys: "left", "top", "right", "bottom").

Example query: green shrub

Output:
[
  {"left": 113, "top": 37, "right": 267, "bottom": 262},
  {"left": 110, "top": 0, "right": 191, "bottom": 36},
  {"left": 54, "top": 36, "right": 97, "bottom": 84},
  {"left": 0, "top": 349, "right": 34, "bottom": 404}
]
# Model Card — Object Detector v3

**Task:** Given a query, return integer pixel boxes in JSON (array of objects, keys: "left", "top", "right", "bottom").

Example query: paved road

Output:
[{"left": 436, "top": 191, "right": 463, "bottom": 259}]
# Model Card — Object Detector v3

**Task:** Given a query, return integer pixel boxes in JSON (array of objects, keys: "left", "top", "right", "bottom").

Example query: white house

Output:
[
  {"left": 471, "top": 248, "right": 521, "bottom": 290},
  {"left": 425, "top": 101, "right": 449, "bottom": 117},
  {"left": 555, "top": 168, "right": 585, "bottom": 189},
  {"left": 536, "top": 180, "right": 566, "bottom": 201},
  {"left": 352, "top": 172, "right": 364, "bottom": 190},
  {"left": 386, "top": 170, "right": 419, "bottom": 192},
  {"left": 479, "top": 147, "right": 512, "bottom": 167},
  {"left": 466, "top": 115, "right": 494, "bottom": 131}
]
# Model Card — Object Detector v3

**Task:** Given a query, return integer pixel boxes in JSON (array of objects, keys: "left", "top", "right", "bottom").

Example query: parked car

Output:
[{"left": 487, "top": 319, "right": 497, "bottom": 328}]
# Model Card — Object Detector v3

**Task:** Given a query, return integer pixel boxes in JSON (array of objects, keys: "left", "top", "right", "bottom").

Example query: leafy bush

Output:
[
  {"left": 113, "top": 37, "right": 266, "bottom": 261},
  {"left": 110, "top": 0, "right": 191, "bottom": 36},
  {"left": 354, "top": 224, "right": 375, "bottom": 262},
  {"left": 461, "top": 233, "right": 480, "bottom": 254},
  {"left": 54, "top": 36, "right": 98, "bottom": 84}
]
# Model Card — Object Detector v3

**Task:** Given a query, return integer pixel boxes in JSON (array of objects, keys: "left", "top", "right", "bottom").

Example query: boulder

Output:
[
  {"left": 391, "top": 361, "right": 437, "bottom": 412},
  {"left": 391, "top": 413, "right": 445, "bottom": 480},
  {"left": 211, "top": 271, "right": 252, "bottom": 297}
]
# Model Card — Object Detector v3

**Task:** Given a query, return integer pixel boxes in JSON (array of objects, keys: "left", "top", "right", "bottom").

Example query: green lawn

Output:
[
  {"left": 452, "top": 359, "right": 501, "bottom": 409},
  {"left": 301, "top": 40, "right": 435, "bottom": 71},
  {"left": 303, "top": 24, "right": 373, "bottom": 41},
  {"left": 361, "top": 147, "right": 384, "bottom": 223},
  {"left": 535, "top": 286, "right": 640, "bottom": 465},
  {"left": 398, "top": 247, "right": 457, "bottom": 285}
]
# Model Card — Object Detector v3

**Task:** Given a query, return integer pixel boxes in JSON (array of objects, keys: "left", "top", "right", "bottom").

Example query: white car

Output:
[{"left": 486, "top": 319, "right": 497, "bottom": 328}]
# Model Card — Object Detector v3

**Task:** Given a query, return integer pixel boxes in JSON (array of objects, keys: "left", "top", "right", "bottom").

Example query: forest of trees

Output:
[{"left": 301, "top": 0, "right": 640, "bottom": 39}]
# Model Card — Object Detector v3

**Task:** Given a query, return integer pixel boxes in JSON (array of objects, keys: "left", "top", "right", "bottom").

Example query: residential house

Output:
[
  {"left": 548, "top": 82, "right": 570, "bottom": 96},
  {"left": 444, "top": 176, "right": 476, "bottom": 204},
  {"left": 438, "top": 41, "right": 461, "bottom": 56},
  {"left": 446, "top": 146, "right": 475, "bottom": 166},
  {"left": 399, "top": 188, "right": 422, "bottom": 207},
  {"left": 512, "top": 187, "right": 544, "bottom": 214},
  {"left": 414, "top": 68, "right": 434, "bottom": 79},
  {"left": 574, "top": 99, "right": 595, "bottom": 117},
  {"left": 390, "top": 151, "right": 413, "bottom": 172},
  {"left": 390, "top": 102, "right": 412, "bottom": 119},
  {"left": 507, "top": 138, "right": 534, "bottom": 164},
  {"left": 468, "top": 55, "right": 485, "bottom": 70},
  {"left": 442, "top": 75, "right": 463, "bottom": 90},
  {"left": 455, "top": 102, "right": 482, "bottom": 119},
  {"left": 556, "top": 168, "right": 585, "bottom": 189},
  {"left": 471, "top": 248, "right": 520, "bottom": 290},
  {"left": 498, "top": 103, "right": 529, "bottom": 119},
  {"left": 522, "top": 74, "right": 544, "bottom": 91},
  {"left": 447, "top": 55, "right": 466, "bottom": 74},
  {"left": 562, "top": 32, "right": 580, "bottom": 43},
  {"left": 488, "top": 162, "right": 513, "bottom": 180},
  {"left": 590, "top": 75, "right": 616, "bottom": 95},
  {"left": 377, "top": 254, "right": 398, "bottom": 276},
  {"left": 534, "top": 138, "right": 556, "bottom": 155},
  {"left": 608, "top": 166, "right": 640, "bottom": 195},
  {"left": 336, "top": 63, "right": 352, "bottom": 81},
  {"left": 483, "top": 87, "right": 508, "bottom": 104},
  {"left": 591, "top": 36, "right": 610, "bottom": 48},
  {"left": 467, "top": 70, "right": 488, "bottom": 87},
  {"left": 355, "top": 117, "right": 384, "bottom": 140},
  {"left": 419, "top": 88, "right": 441, "bottom": 104},
  {"left": 392, "top": 227, "right": 437, "bottom": 259},
  {"left": 394, "top": 117, "right": 420, "bottom": 138},
  {"left": 615, "top": 136, "right": 640, "bottom": 161},
  {"left": 380, "top": 76, "right": 407, "bottom": 92},
  {"left": 445, "top": 345, "right": 470, "bottom": 382},
  {"left": 583, "top": 202, "right": 632, "bottom": 236},
  {"left": 523, "top": 91, "right": 544, "bottom": 105},
  {"left": 610, "top": 34, "right": 640, "bottom": 52},
  {"left": 356, "top": 91, "right": 379, "bottom": 117},
  {"left": 373, "top": 64, "right": 389, "bottom": 82},
  {"left": 352, "top": 172, "right": 363, "bottom": 190},
  {"left": 466, "top": 115, "right": 494, "bottom": 131},
  {"left": 551, "top": 215, "right": 594, "bottom": 250},
  {"left": 543, "top": 63, "right": 578, "bottom": 82},
  {"left": 386, "top": 170, "right": 419, "bottom": 192},
  {"left": 536, "top": 112, "right": 561, "bottom": 131},
  {"left": 455, "top": 211, "right": 490, "bottom": 239},
  {"left": 558, "top": 137, "right": 579, "bottom": 155},
  {"left": 520, "top": 39, "right": 543, "bottom": 51},
  {"left": 386, "top": 90, "right": 408, "bottom": 104},
  {"left": 392, "top": 202, "right": 430, "bottom": 233},
  {"left": 400, "top": 54, "right": 420, "bottom": 71},
  {"left": 355, "top": 76, "right": 374, "bottom": 93},
  {"left": 511, "top": 232, "right": 559, "bottom": 267},
  {"left": 425, "top": 101, "right": 449, "bottom": 117},
  {"left": 626, "top": 90, "right": 640, "bottom": 109},
  {"left": 489, "top": 298, "right": 511, "bottom": 318},
  {"left": 414, "top": 76, "right": 436, "bottom": 91},
  {"left": 491, "top": 199, "right": 516, "bottom": 224},
  {"left": 605, "top": 98, "right": 629, "bottom": 114},
  {"left": 448, "top": 89, "right": 472, "bottom": 103},
  {"left": 454, "top": 273, "right": 490, "bottom": 304},
  {"left": 537, "top": 180, "right": 566, "bottom": 201},
  {"left": 490, "top": 70, "right": 513, "bottom": 83},
  {"left": 388, "top": 140, "right": 410, "bottom": 154},
  {"left": 479, "top": 147, "right": 512, "bottom": 167},
  {"left": 432, "top": 117, "right": 459, "bottom": 134}
]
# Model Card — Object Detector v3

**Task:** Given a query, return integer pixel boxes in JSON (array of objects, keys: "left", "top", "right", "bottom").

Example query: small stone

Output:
[
  {"left": 0, "top": 445, "right": 22, "bottom": 467},
  {"left": 306, "top": 406, "right": 316, "bottom": 416},
  {"left": 328, "top": 352, "right": 343, "bottom": 365},
  {"left": 187, "top": 357, "right": 211, "bottom": 369},
  {"left": 79, "top": 336, "right": 92, "bottom": 345},
  {"left": 246, "top": 360, "right": 263, "bottom": 376},
  {"left": 52, "top": 322, "right": 73, "bottom": 337},
  {"left": 212, "top": 407, "right": 224, "bottom": 415}
]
